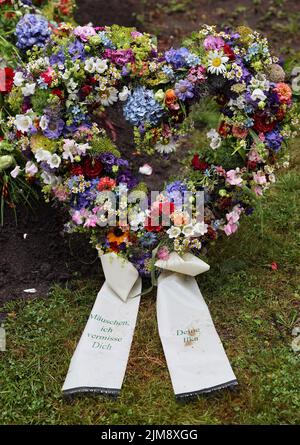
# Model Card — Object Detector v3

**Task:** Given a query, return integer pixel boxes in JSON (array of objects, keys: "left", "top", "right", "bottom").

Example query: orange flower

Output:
[
  {"left": 274, "top": 83, "right": 292, "bottom": 104},
  {"left": 107, "top": 228, "right": 129, "bottom": 245},
  {"left": 165, "top": 89, "right": 177, "bottom": 107}
]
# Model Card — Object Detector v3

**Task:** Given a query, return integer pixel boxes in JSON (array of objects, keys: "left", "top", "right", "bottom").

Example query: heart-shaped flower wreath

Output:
[{"left": 1, "top": 16, "right": 298, "bottom": 278}]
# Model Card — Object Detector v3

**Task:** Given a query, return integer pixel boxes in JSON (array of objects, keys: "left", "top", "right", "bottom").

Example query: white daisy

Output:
[
  {"left": 155, "top": 139, "right": 177, "bottom": 154},
  {"left": 207, "top": 51, "right": 229, "bottom": 75},
  {"left": 100, "top": 87, "right": 118, "bottom": 106}
]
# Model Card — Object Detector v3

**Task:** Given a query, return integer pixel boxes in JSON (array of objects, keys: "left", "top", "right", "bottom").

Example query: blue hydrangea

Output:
[
  {"left": 15, "top": 14, "right": 51, "bottom": 50},
  {"left": 185, "top": 53, "right": 201, "bottom": 67},
  {"left": 98, "top": 31, "right": 115, "bottom": 49},
  {"left": 164, "top": 47, "right": 190, "bottom": 69},
  {"left": 162, "top": 65, "right": 175, "bottom": 79},
  {"left": 166, "top": 181, "right": 188, "bottom": 206},
  {"left": 123, "top": 87, "right": 164, "bottom": 127}
]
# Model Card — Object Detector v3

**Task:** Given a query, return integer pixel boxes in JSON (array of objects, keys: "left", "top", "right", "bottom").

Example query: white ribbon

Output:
[
  {"left": 62, "top": 253, "right": 141, "bottom": 396},
  {"left": 63, "top": 251, "right": 237, "bottom": 399},
  {"left": 155, "top": 252, "right": 237, "bottom": 399}
]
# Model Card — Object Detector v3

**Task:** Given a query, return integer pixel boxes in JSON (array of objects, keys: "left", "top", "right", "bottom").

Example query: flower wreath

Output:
[{"left": 1, "top": 17, "right": 298, "bottom": 278}]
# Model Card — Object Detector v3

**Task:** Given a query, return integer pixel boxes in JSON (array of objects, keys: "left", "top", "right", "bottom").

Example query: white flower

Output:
[
  {"left": 129, "top": 211, "right": 146, "bottom": 230},
  {"left": 250, "top": 88, "right": 267, "bottom": 102},
  {"left": 14, "top": 114, "right": 33, "bottom": 133},
  {"left": 84, "top": 58, "right": 96, "bottom": 73},
  {"left": 100, "top": 87, "right": 118, "bottom": 106},
  {"left": 207, "top": 128, "right": 221, "bottom": 150},
  {"left": 268, "top": 173, "right": 276, "bottom": 183},
  {"left": 291, "top": 336, "right": 300, "bottom": 353},
  {"left": 10, "top": 165, "right": 21, "bottom": 178},
  {"left": 39, "top": 115, "right": 49, "bottom": 131},
  {"left": 35, "top": 148, "right": 51, "bottom": 163},
  {"left": 292, "top": 327, "right": 300, "bottom": 337},
  {"left": 167, "top": 226, "right": 181, "bottom": 238},
  {"left": 95, "top": 59, "right": 108, "bottom": 74},
  {"left": 155, "top": 139, "right": 177, "bottom": 154},
  {"left": 139, "top": 163, "right": 152, "bottom": 176},
  {"left": 14, "top": 72, "right": 25, "bottom": 87},
  {"left": 207, "top": 51, "right": 229, "bottom": 75},
  {"left": 76, "top": 143, "right": 90, "bottom": 156},
  {"left": 48, "top": 154, "right": 61, "bottom": 169},
  {"left": 21, "top": 83, "right": 36, "bottom": 97},
  {"left": 25, "top": 161, "right": 38, "bottom": 176},
  {"left": 41, "top": 171, "right": 61, "bottom": 186},
  {"left": 182, "top": 224, "right": 194, "bottom": 237},
  {"left": 119, "top": 86, "right": 130, "bottom": 102},
  {"left": 193, "top": 221, "right": 208, "bottom": 236}
]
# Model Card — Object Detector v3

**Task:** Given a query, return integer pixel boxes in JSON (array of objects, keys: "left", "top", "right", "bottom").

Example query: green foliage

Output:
[
  {"left": 31, "top": 89, "right": 51, "bottom": 115},
  {"left": 90, "top": 137, "right": 121, "bottom": 157}
]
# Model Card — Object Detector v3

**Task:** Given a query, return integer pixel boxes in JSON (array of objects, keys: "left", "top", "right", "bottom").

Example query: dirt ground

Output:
[{"left": 1, "top": 0, "right": 299, "bottom": 307}]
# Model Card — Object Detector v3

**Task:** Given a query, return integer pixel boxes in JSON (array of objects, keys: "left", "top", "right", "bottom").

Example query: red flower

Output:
[
  {"left": 0, "top": 67, "right": 14, "bottom": 94},
  {"left": 253, "top": 113, "right": 276, "bottom": 133},
  {"left": 82, "top": 157, "right": 103, "bottom": 179},
  {"left": 81, "top": 85, "right": 92, "bottom": 97},
  {"left": 97, "top": 177, "right": 116, "bottom": 191},
  {"left": 247, "top": 161, "right": 257, "bottom": 170},
  {"left": 271, "top": 262, "right": 278, "bottom": 271},
  {"left": 51, "top": 88, "right": 64, "bottom": 99},
  {"left": 207, "top": 226, "right": 217, "bottom": 240},
  {"left": 218, "top": 121, "right": 231, "bottom": 137},
  {"left": 71, "top": 165, "right": 83, "bottom": 176},
  {"left": 41, "top": 67, "right": 54, "bottom": 86},
  {"left": 223, "top": 44, "right": 235, "bottom": 61},
  {"left": 192, "top": 154, "right": 209, "bottom": 171}
]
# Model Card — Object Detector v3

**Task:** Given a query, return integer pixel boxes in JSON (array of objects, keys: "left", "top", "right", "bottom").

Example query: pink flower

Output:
[
  {"left": 203, "top": 35, "right": 225, "bottom": 50},
  {"left": 248, "top": 149, "right": 262, "bottom": 163},
  {"left": 224, "top": 222, "right": 238, "bottom": 236},
  {"left": 73, "top": 25, "right": 96, "bottom": 42},
  {"left": 253, "top": 171, "right": 267, "bottom": 185},
  {"left": 72, "top": 210, "right": 84, "bottom": 225},
  {"left": 254, "top": 185, "right": 263, "bottom": 196},
  {"left": 53, "top": 186, "right": 69, "bottom": 202},
  {"left": 83, "top": 214, "right": 98, "bottom": 228},
  {"left": 157, "top": 246, "right": 170, "bottom": 261},
  {"left": 226, "top": 169, "right": 243, "bottom": 186},
  {"left": 216, "top": 166, "right": 226, "bottom": 176},
  {"left": 271, "top": 262, "right": 278, "bottom": 271}
]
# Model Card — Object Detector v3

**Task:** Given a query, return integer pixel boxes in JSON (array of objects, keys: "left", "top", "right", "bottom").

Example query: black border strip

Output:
[
  {"left": 176, "top": 379, "right": 238, "bottom": 400},
  {"left": 62, "top": 386, "right": 120, "bottom": 398}
]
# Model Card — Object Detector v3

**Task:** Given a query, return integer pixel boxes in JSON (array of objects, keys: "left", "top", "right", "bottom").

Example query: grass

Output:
[{"left": 1, "top": 138, "right": 300, "bottom": 424}]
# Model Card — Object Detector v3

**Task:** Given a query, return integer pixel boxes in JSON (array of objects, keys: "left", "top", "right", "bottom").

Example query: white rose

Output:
[
  {"left": 21, "top": 83, "right": 36, "bottom": 97},
  {"left": 193, "top": 221, "right": 208, "bottom": 236},
  {"left": 167, "top": 226, "right": 181, "bottom": 239},
  {"left": 139, "top": 163, "right": 152, "bottom": 176},
  {"left": 15, "top": 114, "right": 33, "bottom": 133}
]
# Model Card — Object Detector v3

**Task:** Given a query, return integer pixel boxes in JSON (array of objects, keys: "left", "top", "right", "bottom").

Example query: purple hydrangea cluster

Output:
[
  {"left": 164, "top": 47, "right": 190, "bottom": 69},
  {"left": 15, "top": 14, "right": 51, "bottom": 50},
  {"left": 166, "top": 181, "right": 188, "bottom": 207},
  {"left": 123, "top": 87, "right": 164, "bottom": 127},
  {"left": 265, "top": 129, "right": 283, "bottom": 152}
]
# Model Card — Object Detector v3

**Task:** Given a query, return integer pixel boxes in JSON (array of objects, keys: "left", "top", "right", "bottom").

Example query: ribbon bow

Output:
[{"left": 63, "top": 253, "right": 237, "bottom": 399}]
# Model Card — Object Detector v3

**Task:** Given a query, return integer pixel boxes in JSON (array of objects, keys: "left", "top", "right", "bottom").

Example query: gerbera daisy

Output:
[{"left": 207, "top": 51, "right": 229, "bottom": 75}]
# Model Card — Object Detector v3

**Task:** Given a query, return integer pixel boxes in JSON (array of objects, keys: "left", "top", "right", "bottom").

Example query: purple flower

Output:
[
  {"left": 131, "top": 252, "right": 152, "bottom": 277},
  {"left": 73, "top": 25, "right": 96, "bottom": 42},
  {"left": 265, "top": 129, "right": 283, "bottom": 152},
  {"left": 117, "top": 170, "right": 138, "bottom": 189},
  {"left": 103, "top": 49, "right": 135, "bottom": 66},
  {"left": 50, "top": 49, "right": 66, "bottom": 66},
  {"left": 15, "top": 14, "right": 51, "bottom": 50},
  {"left": 166, "top": 180, "right": 188, "bottom": 207},
  {"left": 203, "top": 35, "right": 225, "bottom": 51},
  {"left": 68, "top": 40, "right": 86, "bottom": 61},
  {"left": 43, "top": 118, "right": 65, "bottom": 139},
  {"left": 175, "top": 79, "right": 194, "bottom": 101},
  {"left": 165, "top": 47, "right": 190, "bottom": 69}
]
